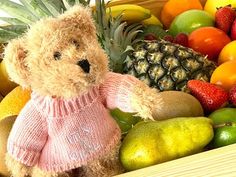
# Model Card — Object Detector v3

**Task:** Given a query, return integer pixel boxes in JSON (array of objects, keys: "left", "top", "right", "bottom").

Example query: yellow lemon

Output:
[
  {"left": 218, "top": 41, "right": 236, "bottom": 65},
  {"left": 0, "top": 86, "right": 31, "bottom": 120},
  {"left": 0, "top": 60, "right": 18, "bottom": 96},
  {"left": 204, "top": 0, "right": 236, "bottom": 18}
]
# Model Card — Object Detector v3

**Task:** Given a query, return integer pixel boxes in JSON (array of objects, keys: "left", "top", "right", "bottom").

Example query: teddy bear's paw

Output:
[
  {"left": 5, "top": 153, "right": 32, "bottom": 177},
  {"left": 31, "top": 167, "right": 72, "bottom": 177},
  {"left": 131, "top": 83, "right": 164, "bottom": 120}
]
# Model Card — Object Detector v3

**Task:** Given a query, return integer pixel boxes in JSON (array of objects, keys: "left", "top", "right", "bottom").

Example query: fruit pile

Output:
[{"left": 0, "top": 0, "right": 236, "bottom": 176}]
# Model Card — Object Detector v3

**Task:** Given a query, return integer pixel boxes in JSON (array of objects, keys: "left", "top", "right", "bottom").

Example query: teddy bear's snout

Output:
[{"left": 77, "top": 59, "right": 90, "bottom": 73}]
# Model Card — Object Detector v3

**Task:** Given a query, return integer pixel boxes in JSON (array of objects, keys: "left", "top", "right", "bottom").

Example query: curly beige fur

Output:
[
  {"left": 3, "top": 4, "right": 163, "bottom": 177},
  {"left": 78, "top": 144, "right": 125, "bottom": 177},
  {"left": 131, "top": 82, "right": 164, "bottom": 120},
  {"left": 5, "top": 153, "right": 32, "bottom": 177}
]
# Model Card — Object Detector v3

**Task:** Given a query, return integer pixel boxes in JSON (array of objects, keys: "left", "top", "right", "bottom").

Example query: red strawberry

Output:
[
  {"left": 173, "top": 33, "right": 189, "bottom": 47},
  {"left": 229, "top": 84, "right": 236, "bottom": 106},
  {"left": 230, "top": 19, "right": 236, "bottom": 40},
  {"left": 215, "top": 5, "right": 236, "bottom": 34},
  {"left": 187, "top": 80, "right": 229, "bottom": 113}
]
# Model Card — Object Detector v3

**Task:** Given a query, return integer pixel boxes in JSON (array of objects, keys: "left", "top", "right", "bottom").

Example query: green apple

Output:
[{"left": 168, "top": 9, "right": 214, "bottom": 36}]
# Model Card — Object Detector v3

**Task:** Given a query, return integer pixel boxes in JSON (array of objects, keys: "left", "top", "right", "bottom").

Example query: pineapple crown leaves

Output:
[
  {"left": 94, "top": 0, "right": 142, "bottom": 73},
  {"left": 0, "top": 0, "right": 90, "bottom": 43}
]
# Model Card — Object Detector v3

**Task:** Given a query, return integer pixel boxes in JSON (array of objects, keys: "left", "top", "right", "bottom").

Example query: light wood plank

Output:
[{"left": 115, "top": 143, "right": 236, "bottom": 177}]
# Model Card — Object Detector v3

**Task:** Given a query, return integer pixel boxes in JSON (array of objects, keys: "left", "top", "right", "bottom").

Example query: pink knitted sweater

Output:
[{"left": 7, "top": 72, "right": 140, "bottom": 172}]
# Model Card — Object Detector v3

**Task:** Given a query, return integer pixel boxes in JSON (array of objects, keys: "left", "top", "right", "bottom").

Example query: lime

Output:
[
  {"left": 208, "top": 108, "right": 236, "bottom": 148},
  {"left": 211, "top": 123, "right": 236, "bottom": 148},
  {"left": 209, "top": 108, "right": 236, "bottom": 124}
]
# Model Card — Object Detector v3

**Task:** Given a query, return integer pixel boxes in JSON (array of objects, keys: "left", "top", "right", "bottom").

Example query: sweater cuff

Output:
[
  {"left": 7, "top": 141, "right": 40, "bottom": 166},
  {"left": 100, "top": 72, "right": 141, "bottom": 113}
]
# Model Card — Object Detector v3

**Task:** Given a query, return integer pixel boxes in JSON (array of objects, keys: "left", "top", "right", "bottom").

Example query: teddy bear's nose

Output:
[{"left": 77, "top": 59, "right": 90, "bottom": 73}]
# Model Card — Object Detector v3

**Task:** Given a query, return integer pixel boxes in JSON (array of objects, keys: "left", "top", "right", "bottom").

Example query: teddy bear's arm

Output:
[
  {"left": 99, "top": 72, "right": 163, "bottom": 120},
  {"left": 7, "top": 100, "right": 48, "bottom": 167}
]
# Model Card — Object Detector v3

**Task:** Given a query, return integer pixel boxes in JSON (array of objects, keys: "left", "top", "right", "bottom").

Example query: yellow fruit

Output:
[
  {"left": 106, "top": 4, "right": 151, "bottom": 23},
  {"left": 218, "top": 41, "right": 236, "bottom": 65},
  {"left": 0, "top": 60, "right": 18, "bottom": 96},
  {"left": 120, "top": 117, "right": 214, "bottom": 171},
  {"left": 142, "top": 14, "right": 163, "bottom": 26},
  {"left": 0, "top": 86, "right": 31, "bottom": 120},
  {"left": 204, "top": 0, "right": 236, "bottom": 18},
  {"left": 0, "top": 115, "right": 16, "bottom": 177}
]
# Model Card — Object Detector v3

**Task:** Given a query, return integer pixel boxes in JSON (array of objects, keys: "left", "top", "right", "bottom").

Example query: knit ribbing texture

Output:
[{"left": 7, "top": 72, "right": 140, "bottom": 172}]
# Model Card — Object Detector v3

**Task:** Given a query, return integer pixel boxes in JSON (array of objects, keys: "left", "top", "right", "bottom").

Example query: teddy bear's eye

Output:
[
  {"left": 53, "top": 51, "right": 61, "bottom": 60},
  {"left": 71, "top": 39, "right": 80, "bottom": 49}
]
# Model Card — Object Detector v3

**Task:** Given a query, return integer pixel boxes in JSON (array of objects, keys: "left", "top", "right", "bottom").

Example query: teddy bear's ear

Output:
[
  {"left": 58, "top": 5, "right": 97, "bottom": 38},
  {"left": 4, "top": 38, "right": 30, "bottom": 88}
]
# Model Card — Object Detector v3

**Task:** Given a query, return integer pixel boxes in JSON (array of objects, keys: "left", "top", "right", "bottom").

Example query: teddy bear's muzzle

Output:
[{"left": 77, "top": 59, "right": 90, "bottom": 73}]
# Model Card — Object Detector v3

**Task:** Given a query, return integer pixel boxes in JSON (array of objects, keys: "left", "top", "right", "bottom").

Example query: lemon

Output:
[
  {"left": 204, "top": 0, "right": 236, "bottom": 18},
  {"left": 0, "top": 86, "right": 31, "bottom": 120},
  {"left": 218, "top": 41, "right": 236, "bottom": 65},
  {"left": 0, "top": 116, "right": 16, "bottom": 177},
  {"left": 0, "top": 60, "right": 18, "bottom": 96}
]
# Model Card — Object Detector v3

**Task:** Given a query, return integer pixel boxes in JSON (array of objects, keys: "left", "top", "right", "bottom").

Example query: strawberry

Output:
[
  {"left": 215, "top": 5, "right": 236, "bottom": 34},
  {"left": 230, "top": 19, "right": 236, "bottom": 40},
  {"left": 229, "top": 84, "right": 236, "bottom": 106},
  {"left": 187, "top": 80, "right": 229, "bottom": 113},
  {"left": 173, "top": 33, "right": 189, "bottom": 47}
]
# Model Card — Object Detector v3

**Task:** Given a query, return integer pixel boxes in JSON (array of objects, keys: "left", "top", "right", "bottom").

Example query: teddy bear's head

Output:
[{"left": 4, "top": 5, "right": 109, "bottom": 98}]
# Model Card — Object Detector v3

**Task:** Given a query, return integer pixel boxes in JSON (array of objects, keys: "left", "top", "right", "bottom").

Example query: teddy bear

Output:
[{"left": 3, "top": 5, "right": 163, "bottom": 177}]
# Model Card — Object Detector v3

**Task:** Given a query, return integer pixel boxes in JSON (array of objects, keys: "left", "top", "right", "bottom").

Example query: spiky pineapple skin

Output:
[{"left": 124, "top": 40, "right": 216, "bottom": 92}]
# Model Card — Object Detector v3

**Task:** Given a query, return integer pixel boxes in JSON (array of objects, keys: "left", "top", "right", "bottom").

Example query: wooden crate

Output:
[{"left": 108, "top": 0, "right": 236, "bottom": 176}]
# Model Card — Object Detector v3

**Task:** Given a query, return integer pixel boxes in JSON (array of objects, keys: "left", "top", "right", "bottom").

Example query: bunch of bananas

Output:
[{"left": 106, "top": 3, "right": 163, "bottom": 26}]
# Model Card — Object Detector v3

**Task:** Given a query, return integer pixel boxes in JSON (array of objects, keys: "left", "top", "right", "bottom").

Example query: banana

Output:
[
  {"left": 142, "top": 14, "right": 163, "bottom": 27},
  {"left": 106, "top": 4, "right": 151, "bottom": 23}
]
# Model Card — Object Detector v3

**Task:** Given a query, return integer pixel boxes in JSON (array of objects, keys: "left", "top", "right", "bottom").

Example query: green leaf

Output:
[
  {"left": 19, "top": 0, "right": 52, "bottom": 18},
  {"left": 0, "top": 29, "right": 19, "bottom": 43},
  {"left": 62, "top": 0, "right": 75, "bottom": 9},
  {"left": 0, "top": 25, "right": 28, "bottom": 35},
  {"left": 0, "top": 0, "right": 38, "bottom": 24},
  {"left": 0, "top": 17, "right": 25, "bottom": 25},
  {"left": 41, "top": 0, "right": 66, "bottom": 16}
]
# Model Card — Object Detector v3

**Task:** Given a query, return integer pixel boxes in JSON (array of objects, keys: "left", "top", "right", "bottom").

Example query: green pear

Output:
[{"left": 120, "top": 117, "right": 214, "bottom": 171}]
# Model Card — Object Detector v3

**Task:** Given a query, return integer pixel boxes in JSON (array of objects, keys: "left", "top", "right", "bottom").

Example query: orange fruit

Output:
[
  {"left": 218, "top": 41, "right": 236, "bottom": 65},
  {"left": 0, "top": 59, "right": 18, "bottom": 96},
  {"left": 0, "top": 86, "right": 31, "bottom": 120},
  {"left": 210, "top": 61, "right": 236, "bottom": 91},
  {"left": 160, "top": 0, "right": 203, "bottom": 28}
]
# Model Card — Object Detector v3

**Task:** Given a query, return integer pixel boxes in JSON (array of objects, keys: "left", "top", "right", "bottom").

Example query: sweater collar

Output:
[{"left": 31, "top": 86, "right": 100, "bottom": 117}]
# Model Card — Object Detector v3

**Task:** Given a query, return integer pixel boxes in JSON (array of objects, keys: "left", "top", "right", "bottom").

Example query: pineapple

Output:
[{"left": 124, "top": 40, "right": 216, "bottom": 92}]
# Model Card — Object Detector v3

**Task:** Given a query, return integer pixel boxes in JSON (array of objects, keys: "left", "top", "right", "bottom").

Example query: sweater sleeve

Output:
[
  {"left": 99, "top": 72, "right": 141, "bottom": 113},
  {"left": 7, "top": 100, "right": 48, "bottom": 167}
]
